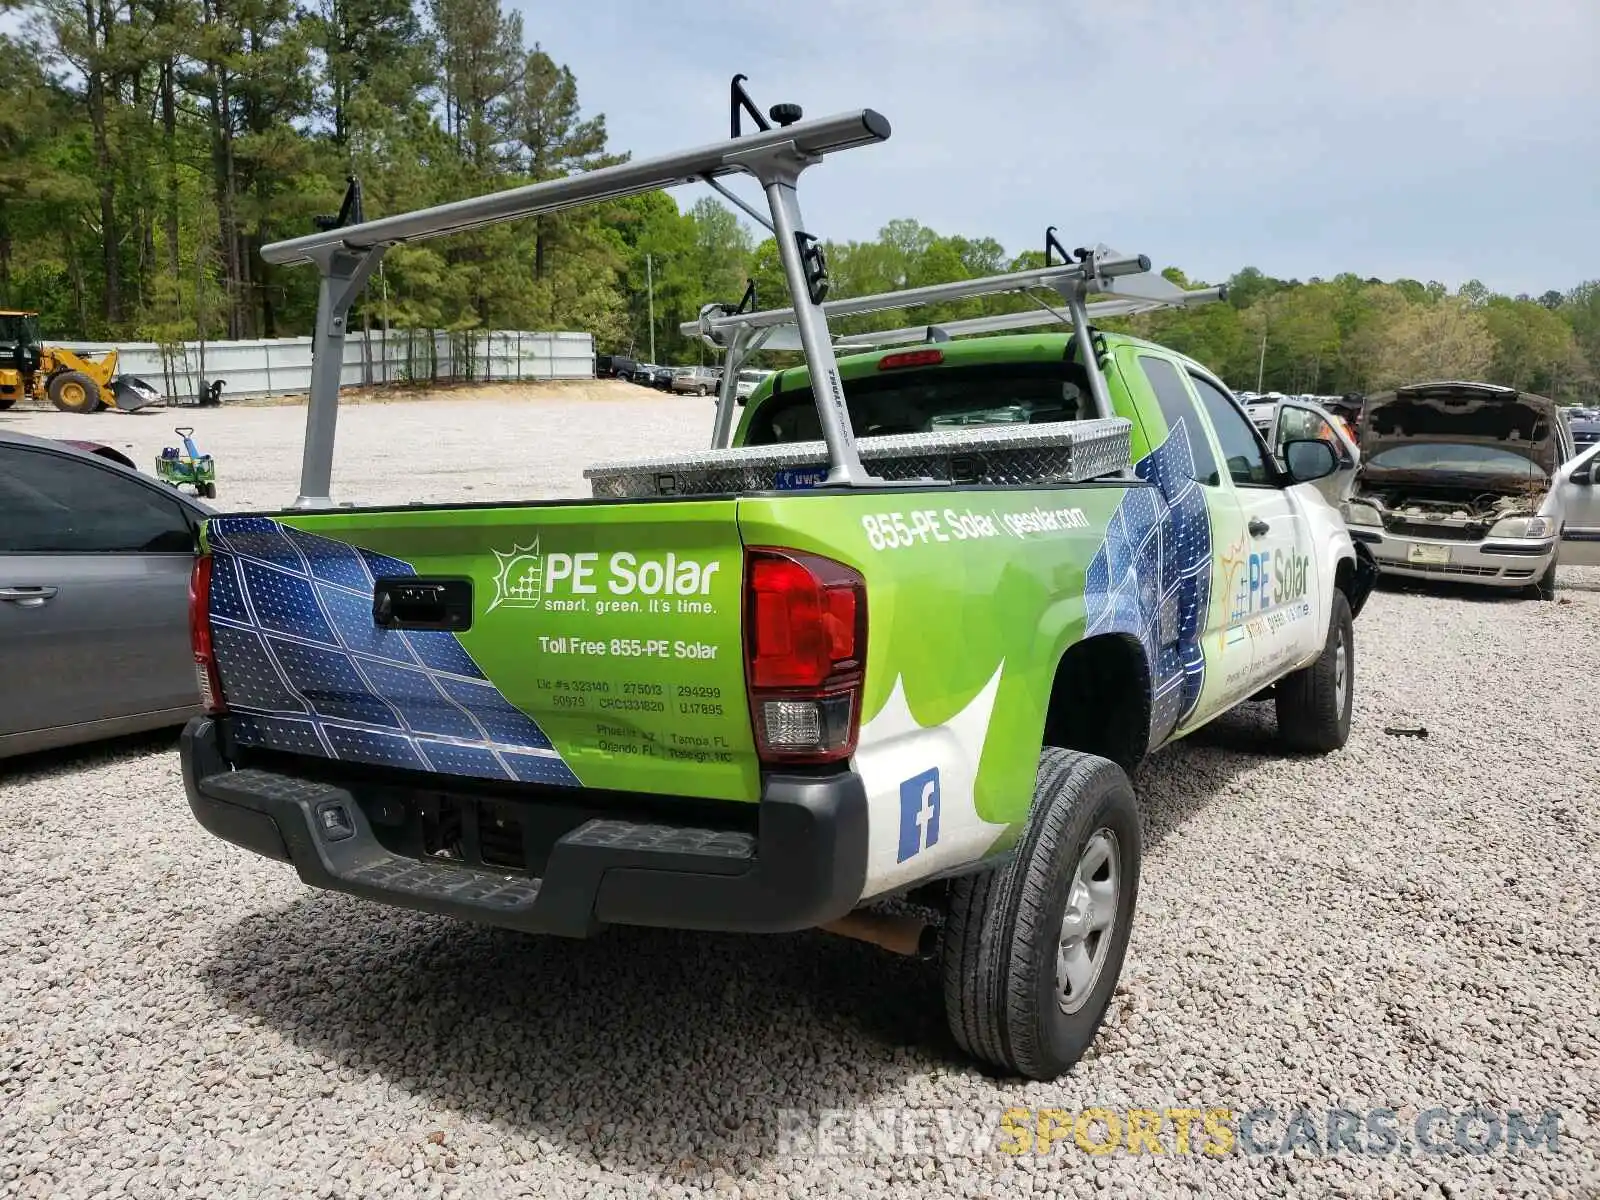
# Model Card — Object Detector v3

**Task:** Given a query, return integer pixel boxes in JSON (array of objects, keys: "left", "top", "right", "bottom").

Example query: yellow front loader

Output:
[{"left": 0, "top": 310, "right": 162, "bottom": 413}]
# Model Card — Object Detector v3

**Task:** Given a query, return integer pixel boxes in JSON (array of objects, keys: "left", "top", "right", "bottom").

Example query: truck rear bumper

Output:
[{"left": 181, "top": 717, "right": 867, "bottom": 938}]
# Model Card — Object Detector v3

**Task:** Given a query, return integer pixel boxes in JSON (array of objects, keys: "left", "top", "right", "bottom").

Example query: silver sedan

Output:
[{"left": 0, "top": 430, "right": 208, "bottom": 758}]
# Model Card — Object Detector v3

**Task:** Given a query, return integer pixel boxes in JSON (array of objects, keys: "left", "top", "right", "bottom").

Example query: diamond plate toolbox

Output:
[{"left": 584, "top": 418, "right": 1134, "bottom": 499}]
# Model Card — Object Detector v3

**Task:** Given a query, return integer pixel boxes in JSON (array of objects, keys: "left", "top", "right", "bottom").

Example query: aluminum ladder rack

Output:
[
  {"left": 258, "top": 74, "right": 894, "bottom": 505},
  {"left": 680, "top": 230, "right": 1225, "bottom": 449}
]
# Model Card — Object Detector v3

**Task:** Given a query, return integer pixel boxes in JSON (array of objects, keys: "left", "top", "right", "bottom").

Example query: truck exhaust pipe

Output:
[{"left": 819, "top": 910, "right": 938, "bottom": 957}]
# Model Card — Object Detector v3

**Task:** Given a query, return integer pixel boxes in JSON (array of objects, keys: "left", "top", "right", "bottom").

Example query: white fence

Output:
[{"left": 48, "top": 329, "right": 595, "bottom": 403}]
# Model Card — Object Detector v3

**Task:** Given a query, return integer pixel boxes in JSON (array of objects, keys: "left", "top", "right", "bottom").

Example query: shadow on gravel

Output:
[
  {"left": 1133, "top": 701, "right": 1287, "bottom": 850},
  {"left": 0, "top": 725, "right": 181, "bottom": 780},
  {"left": 1557, "top": 573, "right": 1600, "bottom": 595},
  {"left": 195, "top": 706, "right": 1291, "bottom": 1170},
  {"left": 1370, "top": 573, "right": 1531, "bottom": 605},
  {"left": 201, "top": 894, "right": 941, "bottom": 1170}
]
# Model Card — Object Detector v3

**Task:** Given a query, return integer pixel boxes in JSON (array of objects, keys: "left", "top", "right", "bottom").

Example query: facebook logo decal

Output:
[{"left": 897, "top": 768, "right": 941, "bottom": 862}]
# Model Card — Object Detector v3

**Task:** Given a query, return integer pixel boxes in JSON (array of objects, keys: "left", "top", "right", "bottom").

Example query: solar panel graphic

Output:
[
  {"left": 205, "top": 516, "right": 581, "bottom": 787},
  {"left": 1084, "top": 417, "right": 1214, "bottom": 741}
]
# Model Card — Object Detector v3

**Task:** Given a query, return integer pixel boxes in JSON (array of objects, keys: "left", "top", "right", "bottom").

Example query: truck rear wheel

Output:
[
  {"left": 941, "top": 747, "right": 1140, "bottom": 1080},
  {"left": 1275, "top": 590, "right": 1354, "bottom": 752},
  {"left": 47, "top": 371, "right": 102, "bottom": 414}
]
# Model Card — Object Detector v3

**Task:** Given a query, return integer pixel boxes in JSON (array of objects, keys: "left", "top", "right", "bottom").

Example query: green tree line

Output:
[{"left": 2, "top": 0, "right": 1595, "bottom": 400}]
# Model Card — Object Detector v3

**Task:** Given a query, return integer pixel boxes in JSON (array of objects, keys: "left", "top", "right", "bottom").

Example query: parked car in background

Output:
[
  {"left": 733, "top": 368, "right": 772, "bottom": 400},
  {"left": 1341, "top": 382, "right": 1599, "bottom": 599},
  {"left": 0, "top": 430, "right": 207, "bottom": 758},
  {"left": 670, "top": 366, "right": 720, "bottom": 396},
  {"left": 1264, "top": 398, "right": 1361, "bottom": 508},
  {"left": 1569, "top": 410, "right": 1600, "bottom": 454},
  {"left": 649, "top": 365, "right": 676, "bottom": 391},
  {"left": 629, "top": 362, "right": 658, "bottom": 385},
  {"left": 1244, "top": 392, "right": 1287, "bottom": 432},
  {"left": 595, "top": 354, "right": 637, "bottom": 380}
]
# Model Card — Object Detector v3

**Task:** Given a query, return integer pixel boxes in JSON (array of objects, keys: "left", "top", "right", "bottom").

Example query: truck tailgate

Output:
[{"left": 201, "top": 502, "right": 758, "bottom": 801}]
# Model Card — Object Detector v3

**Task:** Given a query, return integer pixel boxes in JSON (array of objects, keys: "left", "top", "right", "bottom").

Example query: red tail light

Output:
[
  {"left": 189, "top": 555, "right": 227, "bottom": 715},
  {"left": 744, "top": 548, "right": 867, "bottom": 765},
  {"left": 878, "top": 348, "right": 943, "bottom": 371}
]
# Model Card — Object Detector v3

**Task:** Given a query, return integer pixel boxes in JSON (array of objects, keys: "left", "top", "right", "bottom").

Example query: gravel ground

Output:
[
  {"left": 2, "top": 380, "right": 703, "bottom": 510},
  {"left": 3, "top": 393, "right": 1599, "bottom": 1198}
]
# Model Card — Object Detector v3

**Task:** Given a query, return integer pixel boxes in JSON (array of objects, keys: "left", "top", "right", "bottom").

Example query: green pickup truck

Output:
[{"left": 180, "top": 79, "right": 1375, "bottom": 1080}]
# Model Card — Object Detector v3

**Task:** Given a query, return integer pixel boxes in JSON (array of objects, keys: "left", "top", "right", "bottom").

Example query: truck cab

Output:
[{"left": 732, "top": 330, "right": 1369, "bottom": 744}]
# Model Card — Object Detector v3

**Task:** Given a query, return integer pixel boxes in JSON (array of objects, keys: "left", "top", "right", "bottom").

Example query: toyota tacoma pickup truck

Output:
[{"left": 180, "top": 78, "right": 1375, "bottom": 1080}]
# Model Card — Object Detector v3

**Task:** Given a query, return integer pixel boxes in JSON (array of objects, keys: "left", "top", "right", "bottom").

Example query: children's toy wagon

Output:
[{"left": 155, "top": 427, "right": 217, "bottom": 499}]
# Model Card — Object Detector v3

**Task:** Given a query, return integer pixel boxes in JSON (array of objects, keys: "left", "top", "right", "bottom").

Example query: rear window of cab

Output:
[{"left": 743, "top": 360, "right": 1094, "bottom": 446}]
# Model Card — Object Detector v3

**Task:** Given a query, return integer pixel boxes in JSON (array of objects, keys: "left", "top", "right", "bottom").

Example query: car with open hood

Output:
[{"left": 1342, "top": 381, "right": 1600, "bottom": 598}]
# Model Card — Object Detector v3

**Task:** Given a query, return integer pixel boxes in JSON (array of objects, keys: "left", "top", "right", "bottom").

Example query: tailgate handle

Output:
[{"left": 372, "top": 578, "right": 473, "bottom": 632}]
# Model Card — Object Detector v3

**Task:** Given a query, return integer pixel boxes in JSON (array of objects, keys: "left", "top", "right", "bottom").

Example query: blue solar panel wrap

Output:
[
  {"left": 1084, "top": 417, "right": 1214, "bottom": 743},
  {"left": 205, "top": 516, "right": 581, "bottom": 787}
]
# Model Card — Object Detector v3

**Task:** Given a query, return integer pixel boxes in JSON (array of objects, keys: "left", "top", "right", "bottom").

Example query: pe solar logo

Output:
[{"left": 489, "top": 539, "right": 544, "bottom": 612}]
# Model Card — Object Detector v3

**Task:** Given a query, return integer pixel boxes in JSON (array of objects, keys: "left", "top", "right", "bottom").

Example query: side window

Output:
[
  {"left": 1135, "top": 355, "right": 1221, "bottom": 486},
  {"left": 1188, "top": 374, "right": 1274, "bottom": 487},
  {"left": 0, "top": 446, "right": 194, "bottom": 553}
]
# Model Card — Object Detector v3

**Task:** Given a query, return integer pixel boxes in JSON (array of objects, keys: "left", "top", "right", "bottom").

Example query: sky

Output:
[
  {"left": 514, "top": 0, "right": 1599, "bottom": 297},
  {"left": 3, "top": 0, "right": 1593, "bottom": 295}
]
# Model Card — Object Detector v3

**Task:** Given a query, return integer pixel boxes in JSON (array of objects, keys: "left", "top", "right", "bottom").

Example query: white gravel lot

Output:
[{"left": 3, "top": 389, "right": 1599, "bottom": 1199}]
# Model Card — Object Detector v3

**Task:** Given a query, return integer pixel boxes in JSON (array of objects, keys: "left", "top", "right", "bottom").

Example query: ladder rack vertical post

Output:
[
  {"left": 749, "top": 148, "right": 874, "bottom": 486},
  {"left": 294, "top": 245, "right": 383, "bottom": 508},
  {"left": 1061, "top": 285, "right": 1115, "bottom": 424},
  {"left": 710, "top": 325, "right": 749, "bottom": 449}
]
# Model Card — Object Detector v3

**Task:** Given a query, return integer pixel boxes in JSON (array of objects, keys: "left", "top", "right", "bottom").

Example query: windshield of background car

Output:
[
  {"left": 1365, "top": 443, "right": 1549, "bottom": 483},
  {"left": 743, "top": 361, "right": 1091, "bottom": 446}
]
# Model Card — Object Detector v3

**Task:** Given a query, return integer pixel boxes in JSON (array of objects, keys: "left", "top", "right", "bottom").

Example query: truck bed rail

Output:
[{"left": 584, "top": 417, "right": 1134, "bottom": 499}]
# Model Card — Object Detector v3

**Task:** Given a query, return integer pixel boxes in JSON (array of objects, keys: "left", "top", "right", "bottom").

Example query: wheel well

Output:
[
  {"left": 1334, "top": 549, "right": 1376, "bottom": 619},
  {"left": 1041, "top": 634, "right": 1151, "bottom": 775}
]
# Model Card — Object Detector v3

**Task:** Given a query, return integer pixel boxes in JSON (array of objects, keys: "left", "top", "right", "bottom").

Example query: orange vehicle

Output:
[{"left": 0, "top": 310, "right": 161, "bottom": 413}]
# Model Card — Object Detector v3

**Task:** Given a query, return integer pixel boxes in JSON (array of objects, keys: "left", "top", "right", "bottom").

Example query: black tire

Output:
[
  {"left": 47, "top": 370, "right": 101, "bottom": 414},
  {"left": 941, "top": 747, "right": 1141, "bottom": 1080},
  {"left": 1275, "top": 590, "right": 1354, "bottom": 753},
  {"left": 0, "top": 396, "right": 15, "bottom": 411},
  {"left": 1529, "top": 556, "right": 1557, "bottom": 602},
  {"left": 200, "top": 482, "right": 216, "bottom": 499}
]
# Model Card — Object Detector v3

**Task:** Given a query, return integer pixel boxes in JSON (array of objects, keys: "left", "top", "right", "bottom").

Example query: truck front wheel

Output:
[
  {"left": 941, "top": 747, "right": 1141, "bottom": 1080},
  {"left": 1275, "top": 590, "right": 1354, "bottom": 752}
]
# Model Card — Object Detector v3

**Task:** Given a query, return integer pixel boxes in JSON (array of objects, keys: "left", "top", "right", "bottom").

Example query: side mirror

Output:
[{"left": 1283, "top": 437, "right": 1338, "bottom": 484}]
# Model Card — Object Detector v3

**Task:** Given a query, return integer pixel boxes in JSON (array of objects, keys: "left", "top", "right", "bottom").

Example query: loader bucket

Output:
[{"left": 110, "top": 375, "right": 163, "bottom": 412}]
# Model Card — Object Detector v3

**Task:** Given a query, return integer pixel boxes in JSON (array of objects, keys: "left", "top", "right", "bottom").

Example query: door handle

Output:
[
  {"left": 1248, "top": 518, "right": 1271, "bottom": 537},
  {"left": 0, "top": 585, "right": 59, "bottom": 607}
]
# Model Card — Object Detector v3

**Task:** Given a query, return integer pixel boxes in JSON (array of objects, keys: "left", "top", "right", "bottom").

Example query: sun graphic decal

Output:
[{"left": 489, "top": 539, "right": 544, "bottom": 612}]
